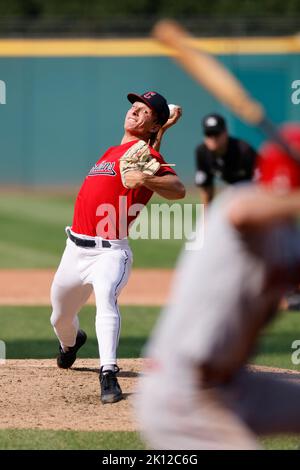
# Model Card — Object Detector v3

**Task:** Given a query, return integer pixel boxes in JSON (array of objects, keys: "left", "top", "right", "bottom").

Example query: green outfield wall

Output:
[{"left": 0, "top": 38, "right": 299, "bottom": 185}]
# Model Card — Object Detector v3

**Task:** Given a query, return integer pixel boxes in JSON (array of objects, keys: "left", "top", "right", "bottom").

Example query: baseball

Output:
[{"left": 168, "top": 104, "right": 178, "bottom": 118}]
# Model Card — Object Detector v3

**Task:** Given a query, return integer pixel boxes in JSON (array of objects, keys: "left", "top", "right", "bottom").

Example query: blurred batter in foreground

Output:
[{"left": 137, "top": 124, "right": 300, "bottom": 449}]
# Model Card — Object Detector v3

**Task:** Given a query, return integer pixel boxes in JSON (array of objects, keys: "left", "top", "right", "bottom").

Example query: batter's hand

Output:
[{"left": 123, "top": 170, "right": 146, "bottom": 189}]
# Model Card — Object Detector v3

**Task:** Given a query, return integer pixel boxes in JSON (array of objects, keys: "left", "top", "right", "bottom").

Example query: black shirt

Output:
[{"left": 195, "top": 136, "right": 257, "bottom": 188}]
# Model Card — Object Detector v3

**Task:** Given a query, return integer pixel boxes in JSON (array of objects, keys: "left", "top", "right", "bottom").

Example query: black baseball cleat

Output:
[
  {"left": 99, "top": 366, "right": 123, "bottom": 404},
  {"left": 56, "top": 329, "right": 87, "bottom": 369}
]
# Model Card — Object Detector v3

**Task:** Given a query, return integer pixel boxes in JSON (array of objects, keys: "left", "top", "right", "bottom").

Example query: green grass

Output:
[
  {"left": 0, "top": 192, "right": 199, "bottom": 269},
  {"left": 0, "top": 305, "right": 160, "bottom": 359},
  {"left": 261, "top": 435, "right": 300, "bottom": 450},
  {"left": 252, "top": 310, "right": 300, "bottom": 370},
  {"left": 1, "top": 306, "right": 300, "bottom": 369},
  {"left": 0, "top": 429, "right": 145, "bottom": 450},
  {"left": 0, "top": 429, "right": 299, "bottom": 450},
  {"left": 0, "top": 193, "right": 74, "bottom": 268}
]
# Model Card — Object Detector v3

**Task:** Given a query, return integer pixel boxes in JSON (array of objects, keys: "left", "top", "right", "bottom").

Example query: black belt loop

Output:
[{"left": 66, "top": 229, "right": 111, "bottom": 248}]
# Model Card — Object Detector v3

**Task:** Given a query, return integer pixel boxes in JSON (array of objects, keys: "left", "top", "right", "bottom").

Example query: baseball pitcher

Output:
[{"left": 50, "top": 91, "right": 185, "bottom": 404}]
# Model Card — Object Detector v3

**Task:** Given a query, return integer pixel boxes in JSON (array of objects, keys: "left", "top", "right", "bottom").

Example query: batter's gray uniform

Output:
[{"left": 136, "top": 185, "right": 300, "bottom": 450}]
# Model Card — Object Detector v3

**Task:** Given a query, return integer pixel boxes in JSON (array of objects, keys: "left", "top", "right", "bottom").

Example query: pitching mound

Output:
[
  {"left": 1, "top": 359, "right": 300, "bottom": 432},
  {"left": 0, "top": 358, "right": 144, "bottom": 432}
]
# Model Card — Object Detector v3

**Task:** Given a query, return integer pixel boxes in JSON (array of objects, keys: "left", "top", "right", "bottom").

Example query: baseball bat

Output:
[{"left": 152, "top": 20, "right": 300, "bottom": 161}]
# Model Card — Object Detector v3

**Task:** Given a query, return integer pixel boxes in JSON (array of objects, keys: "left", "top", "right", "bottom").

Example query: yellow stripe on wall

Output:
[{"left": 0, "top": 36, "right": 300, "bottom": 57}]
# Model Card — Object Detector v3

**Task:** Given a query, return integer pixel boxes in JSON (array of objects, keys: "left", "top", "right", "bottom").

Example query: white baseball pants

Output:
[{"left": 50, "top": 233, "right": 132, "bottom": 367}]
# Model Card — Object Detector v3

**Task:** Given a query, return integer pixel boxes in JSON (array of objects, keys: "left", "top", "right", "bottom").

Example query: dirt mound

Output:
[
  {"left": 0, "top": 358, "right": 143, "bottom": 431},
  {"left": 1, "top": 359, "right": 300, "bottom": 432}
]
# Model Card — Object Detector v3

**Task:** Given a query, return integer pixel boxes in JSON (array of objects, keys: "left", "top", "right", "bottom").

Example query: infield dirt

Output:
[
  {"left": 0, "top": 269, "right": 173, "bottom": 306},
  {"left": 1, "top": 359, "right": 300, "bottom": 432}
]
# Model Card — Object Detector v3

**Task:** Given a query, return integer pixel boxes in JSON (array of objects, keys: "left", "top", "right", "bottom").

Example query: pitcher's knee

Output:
[
  {"left": 95, "top": 290, "right": 117, "bottom": 310},
  {"left": 50, "top": 312, "right": 63, "bottom": 329}
]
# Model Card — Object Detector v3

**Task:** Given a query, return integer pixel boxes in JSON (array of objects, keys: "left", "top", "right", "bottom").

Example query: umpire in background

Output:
[
  {"left": 195, "top": 113, "right": 258, "bottom": 205},
  {"left": 196, "top": 113, "right": 300, "bottom": 311}
]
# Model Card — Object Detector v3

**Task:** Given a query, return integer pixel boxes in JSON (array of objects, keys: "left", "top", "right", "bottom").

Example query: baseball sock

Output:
[{"left": 102, "top": 364, "right": 116, "bottom": 373}]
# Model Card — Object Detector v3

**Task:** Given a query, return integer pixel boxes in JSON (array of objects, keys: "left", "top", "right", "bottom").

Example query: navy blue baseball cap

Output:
[{"left": 127, "top": 91, "right": 170, "bottom": 126}]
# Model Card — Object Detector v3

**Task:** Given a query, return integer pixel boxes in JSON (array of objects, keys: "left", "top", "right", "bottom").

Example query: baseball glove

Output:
[{"left": 119, "top": 140, "right": 160, "bottom": 188}]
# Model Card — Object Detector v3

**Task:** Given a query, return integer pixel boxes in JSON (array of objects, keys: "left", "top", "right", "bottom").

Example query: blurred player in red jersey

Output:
[{"left": 137, "top": 124, "right": 300, "bottom": 449}]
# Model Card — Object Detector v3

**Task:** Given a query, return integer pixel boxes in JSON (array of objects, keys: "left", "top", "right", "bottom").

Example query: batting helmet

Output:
[{"left": 256, "top": 123, "right": 300, "bottom": 192}]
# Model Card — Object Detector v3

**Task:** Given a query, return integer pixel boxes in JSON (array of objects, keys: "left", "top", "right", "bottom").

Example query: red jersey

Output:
[{"left": 72, "top": 140, "right": 177, "bottom": 239}]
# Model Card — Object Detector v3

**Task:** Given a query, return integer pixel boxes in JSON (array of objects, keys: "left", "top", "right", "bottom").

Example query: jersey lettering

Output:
[{"left": 88, "top": 161, "right": 117, "bottom": 177}]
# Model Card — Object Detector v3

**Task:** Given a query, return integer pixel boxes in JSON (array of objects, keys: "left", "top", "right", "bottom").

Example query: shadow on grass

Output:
[
  {"left": 4, "top": 337, "right": 149, "bottom": 359},
  {"left": 4, "top": 330, "right": 300, "bottom": 360}
]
